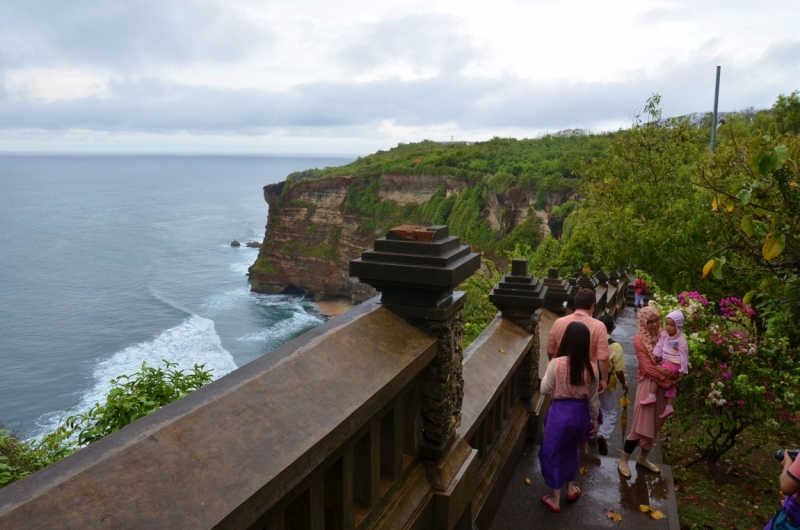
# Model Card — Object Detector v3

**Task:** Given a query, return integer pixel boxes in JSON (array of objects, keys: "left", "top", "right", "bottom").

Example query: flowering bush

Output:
[{"left": 651, "top": 291, "right": 800, "bottom": 477}]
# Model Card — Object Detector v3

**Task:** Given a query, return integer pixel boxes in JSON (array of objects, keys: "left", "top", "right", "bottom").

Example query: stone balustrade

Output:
[{"left": 0, "top": 225, "right": 628, "bottom": 530}]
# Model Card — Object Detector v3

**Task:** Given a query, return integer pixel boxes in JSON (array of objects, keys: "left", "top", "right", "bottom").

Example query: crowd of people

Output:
[
  {"left": 536, "top": 287, "right": 798, "bottom": 529},
  {"left": 538, "top": 288, "right": 685, "bottom": 513}
]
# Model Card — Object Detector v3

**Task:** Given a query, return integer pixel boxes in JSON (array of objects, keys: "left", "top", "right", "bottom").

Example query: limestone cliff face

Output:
[{"left": 249, "top": 174, "right": 549, "bottom": 302}]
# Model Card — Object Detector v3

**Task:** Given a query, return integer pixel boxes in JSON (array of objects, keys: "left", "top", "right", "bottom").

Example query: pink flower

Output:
[{"left": 738, "top": 400, "right": 745, "bottom": 407}]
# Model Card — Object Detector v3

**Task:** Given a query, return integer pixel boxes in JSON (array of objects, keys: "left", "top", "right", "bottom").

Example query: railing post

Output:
[
  {"left": 542, "top": 267, "right": 574, "bottom": 315},
  {"left": 349, "top": 225, "right": 480, "bottom": 460},
  {"left": 488, "top": 258, "right": 547, "bottom": 401},
  {"left": 350, "top": 224, "right": 482, "bottom": 528}
]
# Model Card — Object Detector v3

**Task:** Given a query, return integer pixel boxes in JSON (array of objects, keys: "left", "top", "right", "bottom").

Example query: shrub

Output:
[
  {"left": 651, "top": 291, "right": 800, "bottom": 481},
  {"left": 0, "top": 360, "right": 213, "bottom": 489}
]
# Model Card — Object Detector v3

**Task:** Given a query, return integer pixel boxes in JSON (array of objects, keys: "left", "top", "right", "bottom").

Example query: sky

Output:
[{"left": 1, "top": 0, "right": 798, "bottom": 154}]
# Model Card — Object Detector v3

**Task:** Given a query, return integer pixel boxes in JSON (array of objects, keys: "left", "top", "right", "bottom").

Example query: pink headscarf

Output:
[
  {"left": 666, "top": 310, "right": 685, "bottom": 334},
  {"left": 637, "top": 306, "right": 661, "bottom": 354}
]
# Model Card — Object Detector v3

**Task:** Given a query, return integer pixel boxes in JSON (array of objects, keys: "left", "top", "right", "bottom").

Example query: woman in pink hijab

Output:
[{"left": 617, "top": 306, "right": 680, "bottom": 478}]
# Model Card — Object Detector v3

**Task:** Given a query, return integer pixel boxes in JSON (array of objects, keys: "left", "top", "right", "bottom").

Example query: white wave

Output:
[
  {"left": 202, "top": 286, "right": 253, "bottom": 314},
  {"left": 229, "top": 259, "right": 252, "bottom": 276},
  {"left": 29, "top": 315, "right": 236, "bottom": 439},
  {"left": 237, "top": 308, "right": 323, "bottom": 350}
]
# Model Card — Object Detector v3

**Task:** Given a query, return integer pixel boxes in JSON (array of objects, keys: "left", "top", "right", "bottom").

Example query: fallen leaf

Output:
[
  {"left": 640, "top": 505, "right": 652, "bottom": 513},
  {"left": 717, "top": 502, "right": 726, "bottom": 507},
  {"left": 604, "top": 509, "right": 623, "bottom": 522},
  {"left": 524, "top": 478, "right": 532, "bottom": 485},
  {"left": 579, "top": 466, "right": 587, "bottom": 474},
  {"left": 650, "top": 509, "right": 665, "bottom": 520},
  {"left": 498, "top": 349, "right": 506, "bottom": 355}
]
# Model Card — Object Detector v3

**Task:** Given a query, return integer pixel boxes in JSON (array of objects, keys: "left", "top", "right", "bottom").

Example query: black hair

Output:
[
  {"left": 556, "top": 322, "right": 595, "bottom": 387},
  {"left": 598, "top": 314, "right": 615, "bottom": 334},
  {"left": 575, "top": 288, "right": 596, "bottom": 310}
]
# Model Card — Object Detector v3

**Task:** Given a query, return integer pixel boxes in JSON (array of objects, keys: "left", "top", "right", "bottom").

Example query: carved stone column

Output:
[
  {"left": 542, "top": 267, "right": 574, "bottom": 315},
  {"left": 349, "top": 225, "right": 480, "bottom": 461},
  {"left": 488, "top": 258, "right": 547, "bottom": 399}
]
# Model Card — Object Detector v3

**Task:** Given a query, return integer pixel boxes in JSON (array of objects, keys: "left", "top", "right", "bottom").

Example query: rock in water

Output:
[
  {"left": 231, "top": 240, "right": 241, "bottom": 247},
  {"left": 246, "top": 241, "right": 262, "bottom": 248}
]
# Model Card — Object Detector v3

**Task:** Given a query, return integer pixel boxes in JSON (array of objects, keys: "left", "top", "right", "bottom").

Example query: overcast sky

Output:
[{"left": 1, "top": 0, "right": 798, "bottom": 154}]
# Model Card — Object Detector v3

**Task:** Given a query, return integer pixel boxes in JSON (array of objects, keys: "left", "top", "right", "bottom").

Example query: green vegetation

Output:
[
  {"left": 252, "top": 254, "right": 277, "bottom": 275},
  {"left": 286, "top": 135, "right": 612, "bottom": 195},
  {"left": 1, "top": 361, "right": 213, "bottom": 489},
  {"left": 281, "top": 240, "right": 339, "bottom": 260},
  {"left": 666, "top": 424, "right": 790, "bottom": 529}
]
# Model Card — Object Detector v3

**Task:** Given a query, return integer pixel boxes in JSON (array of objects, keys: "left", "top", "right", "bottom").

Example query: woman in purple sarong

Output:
[{"left": 539, "top": 321, "right": 600, "bottom": 513}]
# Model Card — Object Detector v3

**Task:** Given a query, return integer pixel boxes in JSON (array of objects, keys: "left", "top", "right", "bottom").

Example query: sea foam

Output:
[{"left": 29, "top": 315, "right": 236, "bottom": 439}]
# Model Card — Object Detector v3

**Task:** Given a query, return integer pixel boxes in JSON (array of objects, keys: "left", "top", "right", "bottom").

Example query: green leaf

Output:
[
  {"left": 785, "top": 282, "right": 800, "bottom": 301},
  {"left": 741, "top": 215, "right": 754, "bottom": 236},
  {"left": 743, "top": 290, "right": 758, "bottom": 306},
  {"left": 758, "top": 154, "right": 773, "bottom": 177},
  {"left": 762, "top": 233, "right": 786, "bottom": 260},
  {"left": 775, "top": 145, "right": 789, "bottom": 167},
  {"left": 737, "top": 188, "right": 752, "bottom": 205},
  {"left": 712, "top": 259, "right": 723, "bottom": 280}
]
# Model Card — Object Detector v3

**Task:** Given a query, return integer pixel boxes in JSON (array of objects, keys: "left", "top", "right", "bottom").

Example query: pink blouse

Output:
[{"left": 540, "top": 356, "right": 600, "bottom": 422}]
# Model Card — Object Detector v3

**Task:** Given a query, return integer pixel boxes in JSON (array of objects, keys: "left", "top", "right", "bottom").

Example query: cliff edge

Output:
[{"left": 249, "top": 173, "right": 564, "bottom": 302}]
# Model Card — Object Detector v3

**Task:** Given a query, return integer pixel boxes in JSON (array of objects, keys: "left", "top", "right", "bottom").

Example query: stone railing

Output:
[
  {"left": 541, "top": 268, "right": 629, "bottom": 318},
  {"left": 0, "top": 224, "right": 625, "bottom": 529}
]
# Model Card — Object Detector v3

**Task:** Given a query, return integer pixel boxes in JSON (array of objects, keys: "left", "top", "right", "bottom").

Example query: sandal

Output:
[
  {"left": 541, "top": 494, "right": 561, "bottom": 513},
  {"left": 617, "top": 461, "right": 632, "bottom": 478},
  {"left": 636, "top": 459, "right": 661, "bottom": 473},
  {"left": 566, "top": 486, "right": 581, "bottom": 501}
]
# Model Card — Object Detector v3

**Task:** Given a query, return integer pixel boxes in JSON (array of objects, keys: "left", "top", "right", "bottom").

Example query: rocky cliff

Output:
[{"left": 249, "top": 174, "right": 564, "bottom": 302}]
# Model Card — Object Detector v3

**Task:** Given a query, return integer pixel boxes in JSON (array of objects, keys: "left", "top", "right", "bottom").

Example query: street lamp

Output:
[{"left": 710, "top": 66, "right": 722, "bottom": 152}]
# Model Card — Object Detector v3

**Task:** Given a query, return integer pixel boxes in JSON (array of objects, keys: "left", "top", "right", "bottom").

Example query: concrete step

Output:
[{"left": 487, "top": 443, "right": 679, "bottom": 529}]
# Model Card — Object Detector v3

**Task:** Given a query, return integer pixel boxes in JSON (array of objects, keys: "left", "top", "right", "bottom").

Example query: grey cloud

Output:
[
  {"left": 0, "top": 0, "right": 271, "bottom": 70},
  {"left": 337, "top": 14, "right": 478, "bottom": 74},
  {"left": 1, "top": 40, "right": 798, "bottom": 135}
]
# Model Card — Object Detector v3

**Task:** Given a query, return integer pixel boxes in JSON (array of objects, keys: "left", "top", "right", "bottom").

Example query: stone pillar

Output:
[
  {"left": 488, "top": 258, "right": 547, "bottom": 400},
  {"left": 349, "top": 225, "right": 480, "bottom": 460},
  {"left": 542, "top": 267, "right": 574, "bottom": 315}
]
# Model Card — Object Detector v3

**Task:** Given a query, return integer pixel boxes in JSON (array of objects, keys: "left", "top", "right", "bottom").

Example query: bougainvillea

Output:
[{"left": 650, "top": 291, "right": 800, "bottom": 479}]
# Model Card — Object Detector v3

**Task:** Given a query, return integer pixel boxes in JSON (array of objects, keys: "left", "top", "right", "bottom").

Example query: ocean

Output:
[{"left": 0, "top": 154, "right": 353, "bottom": 439}]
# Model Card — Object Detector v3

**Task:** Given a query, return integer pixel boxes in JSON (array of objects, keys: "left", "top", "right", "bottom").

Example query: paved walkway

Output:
[{"left": 488, "top": 309, "right": 679, "bottom": 529}]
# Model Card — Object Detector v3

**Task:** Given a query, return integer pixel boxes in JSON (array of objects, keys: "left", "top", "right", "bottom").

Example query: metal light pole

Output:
[{"left": 710, "top": 66, "right": 721, "bottom": 152}]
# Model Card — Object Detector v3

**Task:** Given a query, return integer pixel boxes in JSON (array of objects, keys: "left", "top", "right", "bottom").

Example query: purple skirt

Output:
[{"left": 540, "top": 398, "right": 590, "bottom": 490}]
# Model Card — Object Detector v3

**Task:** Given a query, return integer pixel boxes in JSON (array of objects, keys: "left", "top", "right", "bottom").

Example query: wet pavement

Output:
[
  {"left": 487, "top": 444, "right": 679, "bottom": 529},
  {"left": 486, "top": 309, "right": 679, "bottom": 529}
]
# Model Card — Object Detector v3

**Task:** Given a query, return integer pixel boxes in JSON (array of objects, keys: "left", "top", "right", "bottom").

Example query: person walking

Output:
[
  {"left": 596, "top": 315, "right": 627, "bottom": 456},
  {"left": 539, "top": 322, "right": 600, "bottom": 513},
  {"left": 633, "top": 276, "right": 648, "bottom": 310},
  {"left": 617, "top": 307, "right": 679, "bottom": 477},
  {"left": 547, "top": 288, "right": 610, "bottom": 392}
]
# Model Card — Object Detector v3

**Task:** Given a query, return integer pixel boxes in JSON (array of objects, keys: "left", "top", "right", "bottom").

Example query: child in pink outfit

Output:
[{"left": 640, "top": 310, "right": 688, "bottom": 418}]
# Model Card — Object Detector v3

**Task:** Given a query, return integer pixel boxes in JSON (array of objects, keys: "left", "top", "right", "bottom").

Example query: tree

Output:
[
  {"left": 773, "top": 90, "right": 800, "bottom": 135},
  {"left": 561, "top": 95, "right": 714, "bottom": 290},
  {"left": 695, "top": 132, "right": 800, "bottom": 346}
]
